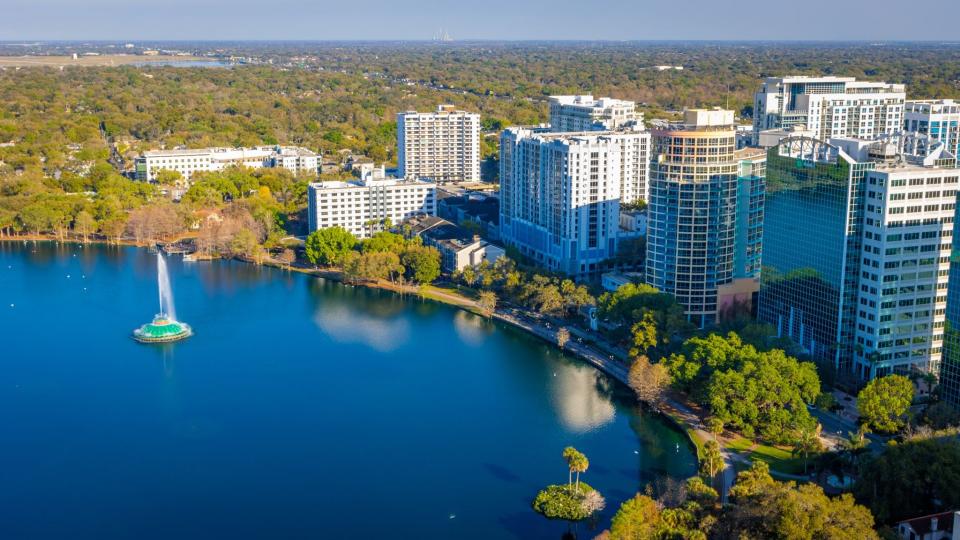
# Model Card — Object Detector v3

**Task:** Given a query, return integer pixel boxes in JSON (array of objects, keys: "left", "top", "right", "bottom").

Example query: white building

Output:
[
  {"left": 845, "top": 136, "right": 958, "bottom": 379},
  {"left": 307, "top": 176, "right": 436, "bottom": 239},
  {"left": 549, "top": 95, "right": 643, "bottom": 132},
  {"left": 397, "top": 105, "right": 480, "bottom": 183},
  {"left": 905, "top": 99, "right": 960, "bottom": 158},
  {"left": 754, "top": 76, "right": 905, "bottom": 144},
  {"left": 500, "top": 127, "right": 631, "bottom": 278},
  {"left": 135, "top": 146, "right": 319, "bottom": 182}
]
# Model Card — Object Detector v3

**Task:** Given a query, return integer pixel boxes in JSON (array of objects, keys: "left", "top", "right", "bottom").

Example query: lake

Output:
[{"left": 0, "top": 242, "right": 696, "bottom": 539}]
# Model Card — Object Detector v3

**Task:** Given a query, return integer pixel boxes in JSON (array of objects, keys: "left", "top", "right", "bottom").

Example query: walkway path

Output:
[{"left": 494, "top": 310, "right": 737, "bottom": 502}]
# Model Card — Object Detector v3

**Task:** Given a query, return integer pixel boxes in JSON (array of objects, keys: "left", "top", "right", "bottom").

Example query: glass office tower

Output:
[
  {"left": 758, "top": 137, "right": 873, "bottom": 374},
  {"left": 941, "top": 211, "right": 960, "bottom": 407}
]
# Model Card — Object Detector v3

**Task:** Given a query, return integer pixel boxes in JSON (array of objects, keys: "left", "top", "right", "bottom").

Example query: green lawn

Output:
[{"left": 725, "top": 437, "right": 808, "bottom": 476}]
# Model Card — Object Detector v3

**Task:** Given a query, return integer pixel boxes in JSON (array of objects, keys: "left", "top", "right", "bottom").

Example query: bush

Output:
[{"left": 532, "top": 483, "right": 598, "bottom": 522}]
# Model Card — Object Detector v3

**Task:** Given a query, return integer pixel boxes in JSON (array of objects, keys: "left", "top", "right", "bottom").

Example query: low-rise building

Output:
[
  {"left": 437, "top": 191, "right": 501, "bottom": 241},
  {"left": 601, "top": 271, "right": 644, "bottom": 292},
  {"left": 405, "top": 216, "right": 504, "bottom": 272},
  {"left": 307, "top": 176, "right": 436, "bottom": 239},
  {"left": 135, "top": 145, "right": 319, "bottom": 182},
  {"left": 896, "top": 511, "right": 959, "bottom": 540},
  {"left": 619, "top": 210, "right": 647, "bottom": 236}
]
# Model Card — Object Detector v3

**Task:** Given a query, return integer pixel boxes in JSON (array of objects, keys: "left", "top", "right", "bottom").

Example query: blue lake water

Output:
[{"left": 0, "top": 242, "right": 696, "bottom": 539}]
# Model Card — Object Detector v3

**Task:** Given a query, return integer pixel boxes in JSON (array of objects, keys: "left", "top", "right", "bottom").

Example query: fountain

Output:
[{"left": 133, "top": 253, "right": 192, "bottom": 343}]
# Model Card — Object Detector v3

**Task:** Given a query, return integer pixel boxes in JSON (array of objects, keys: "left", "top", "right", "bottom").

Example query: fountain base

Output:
[{"left": 133, "top": 314, "right": 193, "bottom": 344}]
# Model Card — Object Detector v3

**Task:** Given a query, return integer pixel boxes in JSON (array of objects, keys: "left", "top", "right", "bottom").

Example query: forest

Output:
[{"left": 1, "top": 41, "right": 959, "bottom": 250}]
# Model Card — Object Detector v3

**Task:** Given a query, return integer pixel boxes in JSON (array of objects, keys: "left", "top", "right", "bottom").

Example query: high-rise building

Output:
[
  {"left": 941, "top": 227, "right": 960, "bottom": 408},
  {"left": 753, "top": 76, "right": 905, "bottom": 144},
  {"left": 760, "top": 134, "right": 958, "bottom": 378},
  {"left": 499, "top": 127, "right": 631, "bottom": 278},
  {"left": 135, "top": 146, "right": 319, "bottom": 182},
  {"left": 549, "top": 95, "right": 643, "bottom": 132},
  {"left": 548, "top": 95, "right": 650, "bottom": 204},
  {"left": 904, "top": 99, "right": 960, "bottom": 158},
  {"left": 645, "top": 109, "right": 743, "bottom": 328},
  {"left": 307, "top": 171, "right": 436, "bottom": 239},
  {"left": 397, "top": 105, "right": 480, "bottom": 183}
]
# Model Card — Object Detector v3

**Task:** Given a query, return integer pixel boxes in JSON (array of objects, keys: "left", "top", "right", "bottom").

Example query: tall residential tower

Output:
[
  {"left": 397, "top": 105, "right": 481, "bottom": 183},
  {"left": 645, "top": 109, "right": 744, "bottom": 328},
  {"left": 499, "top": 127, "right": 636, "bottom": 278}
]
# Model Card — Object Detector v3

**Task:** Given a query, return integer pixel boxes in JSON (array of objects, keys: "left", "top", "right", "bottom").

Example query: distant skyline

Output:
[{"left": 4, "top": 0, "right": 960, "bottom": 42}]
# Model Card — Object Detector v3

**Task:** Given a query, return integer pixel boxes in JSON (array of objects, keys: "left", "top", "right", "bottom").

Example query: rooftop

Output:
[
  {"left": 308, "top": 177, "right": 436, "bottom": 190},
  {"left": 898, "top": 511, "right": 957, "bottom": 536},
  {"left": 143, "top": 145, "right": 316, "bottom": 159}
]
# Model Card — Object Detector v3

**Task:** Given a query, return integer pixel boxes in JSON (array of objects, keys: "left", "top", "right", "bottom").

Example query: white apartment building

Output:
[
  {"left": 905, "top": 99, "right": 960, "bottom": 158},
  {"left": 549, "top": 95, "right": 643, "bottom": 132},
  {"left": 397, "top": 105, "right": 480, "bottom": 183},
  {"left": 307, "top": 176, "right": 436, "bottom": 239},
  {"left": 135, "top": 146, "right": 319, "bottom": 182},
  {"left": 754, "top": 76, "right": 905, "bottom": 144},
  {"left": 499, "top": 127, "right": 629, "bottom": 278},
  {"left": 846, "top": 138, "right": 958, "bottom": 379}
]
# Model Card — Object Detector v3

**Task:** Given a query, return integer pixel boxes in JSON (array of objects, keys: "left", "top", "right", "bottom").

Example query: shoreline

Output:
[{"left": 4, "top": 236, "right": 711, "bottom": 482}]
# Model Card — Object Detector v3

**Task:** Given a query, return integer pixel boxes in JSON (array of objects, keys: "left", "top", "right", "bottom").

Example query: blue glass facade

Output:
[
  {"left": 758, "top": 138, "right": 872, "bottom": 373},
  {"left": 734, "top": 154, "right": 766, "bottom": 280},
  {"left": 941, "top": 207, "right": 960, "bottom": 408}
]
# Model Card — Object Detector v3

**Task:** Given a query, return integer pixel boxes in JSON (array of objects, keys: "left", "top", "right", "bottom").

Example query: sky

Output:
[{"left": 2, "top": 0, "right": 959, "bottom": 42}]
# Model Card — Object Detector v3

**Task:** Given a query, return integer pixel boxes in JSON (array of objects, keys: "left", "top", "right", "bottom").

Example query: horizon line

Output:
[{"left": 3, "top": 39, "right": 960, "bottom": 45}]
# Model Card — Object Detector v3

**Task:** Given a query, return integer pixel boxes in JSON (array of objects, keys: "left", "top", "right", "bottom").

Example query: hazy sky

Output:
[{"left": 3, "top": 0, "right": 959, "bottom": 41}]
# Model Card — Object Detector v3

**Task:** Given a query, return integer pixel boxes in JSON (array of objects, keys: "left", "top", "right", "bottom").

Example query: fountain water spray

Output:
[
  {"left": 157, "top": 252, "right": 177, "bottom": 322},
  {"left": 133, "top": 252, "right": 191, "bottom": 343}
]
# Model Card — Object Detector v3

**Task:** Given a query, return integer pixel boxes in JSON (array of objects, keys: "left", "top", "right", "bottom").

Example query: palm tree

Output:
[
  {"left": 562, "top": 446, "right": 589, "bottom": 492},
  {"left": 701, "top": 439, "right": 724, "bottom": 481},
  {"left": 792, "top": 424, "right": 823, "bottom": 475}
]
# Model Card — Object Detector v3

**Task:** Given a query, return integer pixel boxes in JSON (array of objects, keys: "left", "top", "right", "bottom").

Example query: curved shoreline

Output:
[{"left": 3, "top": 236, "right": 710, "bottom": 484}]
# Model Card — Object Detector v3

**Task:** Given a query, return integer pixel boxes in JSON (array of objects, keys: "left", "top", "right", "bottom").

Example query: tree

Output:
[
  {"left": 664, "top": 333, "right": 821, "bottom": 445},
  {"left": 791, "top": 424, "right": 823, "bottom": 475},
  {"left": 277, "top": 248, "right": 296, "bottom": 269},
  {"left": 230, "top": 228, "right": 262, "bottom": 263},
  {"left": 477, "top": 290, "right": 497, "bottom": 317},
  {"left": 628, "top": 356, "right": 670, "bottom": 408},
  {"left": 629, "top": 312, "right": 658, "bottom": 358},
  {"left": 700, "top": 440, "right": 724, "bottom": 480},
  {"left": 857, "top": 374, "right": 914, "bottom": 433},
  {"left": 609, "top": 494, "right": 661, "bottom": 540},
  {"left": 361, "top": 231, "right": 407, "bottom": 254},
  {"left": 304, "top": 227, "right": 357, "bottom": 267},
  {"left": 562, "top": 447, "right": 589, "bottom": 492},
  {"left": 724, "top": 461, "right": 878, "bottom": 539},
  {"left": 556, "top": 327, "right": 570, "bottom": 349},
  {"left": 400, "top": 245, "right": 441, "bottom": 284},
  {"left": 534, "top": 446, "right": 603, "bottom": 526},
  {"left": 343, "top": 251, "right": 403, "bottom": 283},
  {"left": 73, "top": 209, "right": 96, "bottom": 242},
  {"left": 706, "top": 417, "right": 724, "bottom": 440},
  {"left": 856, "top": 435, "right": 960, "bottom": 523},
  {"left": 532, "top": 482, "right": 601, "bottom": 523},
  {"left": 922, "top": 401, "right": 960, "bottom": 430}
]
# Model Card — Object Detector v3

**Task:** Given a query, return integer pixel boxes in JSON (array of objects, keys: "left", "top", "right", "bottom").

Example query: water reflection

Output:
[
  {"left": 452, "top": 310, "right": 493, "bottom": 346},
  {"left": 549, "top": 358, "right": 616, "bottom": 432},
  {"left": 309, "top": 280, "right": 411, "bottom": 352}
]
